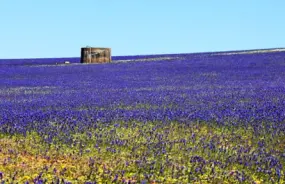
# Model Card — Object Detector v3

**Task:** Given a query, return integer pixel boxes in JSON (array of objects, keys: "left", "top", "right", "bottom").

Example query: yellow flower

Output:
[
  {"left": 254, "top": 180, "right": 263, "bottom": 184},
  {"left": 78, "top": 176, "right": 86, "bottom": 181},
  {"left": 19, "top": 175, "right": 31, "bottom": 182}
]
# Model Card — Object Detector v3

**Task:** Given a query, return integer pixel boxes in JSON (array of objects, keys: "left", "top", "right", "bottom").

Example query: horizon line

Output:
[{"left": 0, "top": 47, "right": 284, "bottom": 60}]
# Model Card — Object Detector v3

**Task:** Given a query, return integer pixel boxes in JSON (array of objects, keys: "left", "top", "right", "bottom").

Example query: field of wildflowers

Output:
[{"left": 1, "top": 51, "right": 285, "bottom": 183}]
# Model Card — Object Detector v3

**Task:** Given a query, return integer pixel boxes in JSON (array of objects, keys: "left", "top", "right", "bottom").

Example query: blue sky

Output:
[{"left": 0, "top": 0, "right": 284, "bottom": 59}]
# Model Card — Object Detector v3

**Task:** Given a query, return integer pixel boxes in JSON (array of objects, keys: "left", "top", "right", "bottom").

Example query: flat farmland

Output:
[{"left": 1, "top": 51, "right": 285, "bottom": 183}]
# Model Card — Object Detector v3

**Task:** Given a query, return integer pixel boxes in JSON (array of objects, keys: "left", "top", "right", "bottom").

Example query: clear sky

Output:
[{"left": 0, "top": 0, "right": 284, "bottom": 59}]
